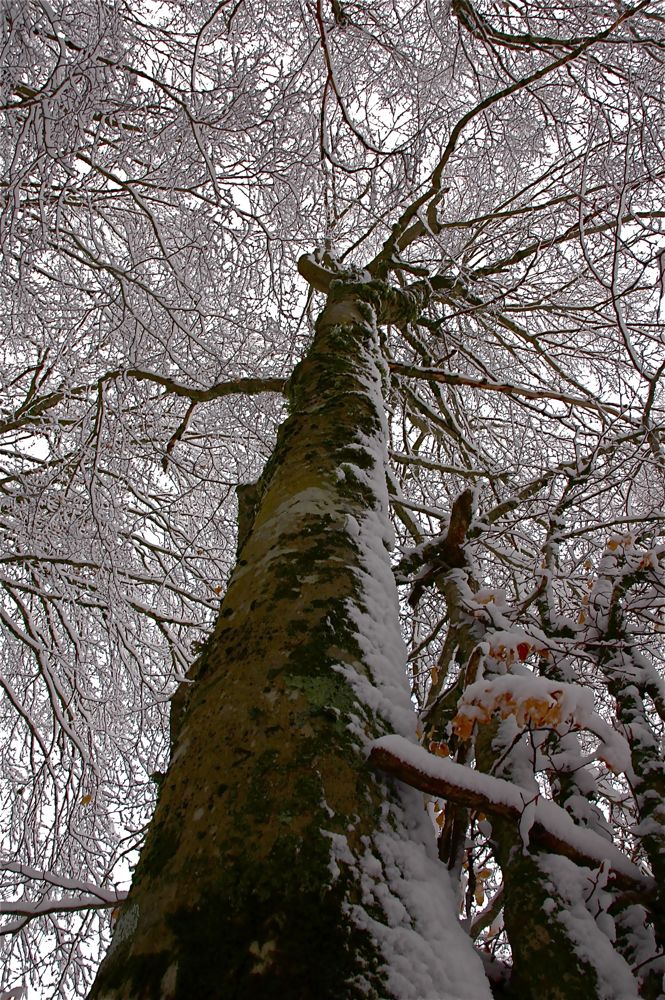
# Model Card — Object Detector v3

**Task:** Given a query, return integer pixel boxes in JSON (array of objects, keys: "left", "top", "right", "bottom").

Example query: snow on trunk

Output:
[{"left": 88, "top": 278, "right": 491, "bottom": 999}]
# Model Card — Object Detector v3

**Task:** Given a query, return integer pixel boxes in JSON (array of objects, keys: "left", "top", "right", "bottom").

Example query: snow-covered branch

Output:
[
  {"left": 124, "top": 370, "right": 289, "bottom": 402},
  {"left": 390, "top": 363, "right": 631, "bottom": 420},
  {"left": 0, "top": 893, "right": 125, "bottom": 931},
  {"left": 369, "top": 735, "right": 651, "bottom": 893},
  {"left": 0, "top": 864, "right": 127, "bottom": 936}
]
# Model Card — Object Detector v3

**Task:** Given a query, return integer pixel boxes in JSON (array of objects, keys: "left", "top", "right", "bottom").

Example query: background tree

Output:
[{"left": 0, "top": 0, "right": 664, "bottom": 996}]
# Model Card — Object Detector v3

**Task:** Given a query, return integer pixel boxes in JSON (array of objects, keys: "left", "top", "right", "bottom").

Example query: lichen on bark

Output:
[{"left": 88, "top": 281, "right": 488, "bottom": 1000}]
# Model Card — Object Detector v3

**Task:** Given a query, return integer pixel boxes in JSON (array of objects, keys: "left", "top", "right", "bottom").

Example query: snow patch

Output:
[{"left": 350, "top": 791, "right": 493, "bottom": 1000}]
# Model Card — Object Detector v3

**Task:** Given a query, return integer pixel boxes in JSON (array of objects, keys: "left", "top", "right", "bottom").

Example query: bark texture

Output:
[{"left": 88, "top": 279, "right": 488, "bottom": 1000}]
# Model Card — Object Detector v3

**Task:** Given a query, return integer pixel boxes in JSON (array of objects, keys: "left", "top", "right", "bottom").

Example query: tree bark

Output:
[{"left": 87, "top": 279, "right": 490, "bottom": 1000}]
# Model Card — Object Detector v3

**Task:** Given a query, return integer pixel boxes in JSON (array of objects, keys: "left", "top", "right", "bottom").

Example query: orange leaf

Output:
[{"left": 452, "top": 715, "right": 475, "bottom": 741}]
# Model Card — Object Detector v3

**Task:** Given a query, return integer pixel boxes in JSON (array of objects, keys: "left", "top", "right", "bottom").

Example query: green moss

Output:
[
  {"left": 91, "top": 822, "right": 391, "bottom": 998},
  {"left": 90, "top": 277, "right": 408, "bottom": 998},
  {"left": 283, "top": 673, "right": 355, "bottom": 714},
  {"left": 285, "top": 617, "right": 311, "bottom": 636},
  {"left": 162, "top": 830, "right": 387, "bottom": 1000},
  {"left": 495, "top": 829, "right": 603, "bottom": 1000},
  {"left": 336, "top": 464, "right": 375, "bottom": 506}
]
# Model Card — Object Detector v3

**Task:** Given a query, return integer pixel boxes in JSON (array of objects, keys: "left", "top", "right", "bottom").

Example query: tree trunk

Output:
[{"left": 88, "top": 279, "right": 491, "bottom": 999}]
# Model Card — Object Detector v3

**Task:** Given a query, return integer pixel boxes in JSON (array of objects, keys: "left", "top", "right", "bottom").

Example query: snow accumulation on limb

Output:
[
  {"left": 0, "top": 863, "right": 125, "bottom": 903},
  {"left": 369, "top": 735, "right": 651, "bottom": 893},
  {"left": 0, "top": 862, "right": 126, "bottom": 933},
  {"left": 0, "top": 894, "right": 125, "bottom": 933}
]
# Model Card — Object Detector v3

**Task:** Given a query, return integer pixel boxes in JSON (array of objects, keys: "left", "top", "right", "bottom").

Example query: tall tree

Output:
[{"left": 0, "top": 0, "right": 664, "bottom": 997}]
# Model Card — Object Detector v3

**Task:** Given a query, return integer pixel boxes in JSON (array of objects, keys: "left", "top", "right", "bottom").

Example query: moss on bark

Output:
[{"left": 88, "top": 283, "right": 422, "bottom": 999}]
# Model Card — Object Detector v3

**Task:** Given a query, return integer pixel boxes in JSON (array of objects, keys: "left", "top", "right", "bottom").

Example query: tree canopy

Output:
[{"left": 1, "top": 0, "right": 664, "bottom": 996}]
